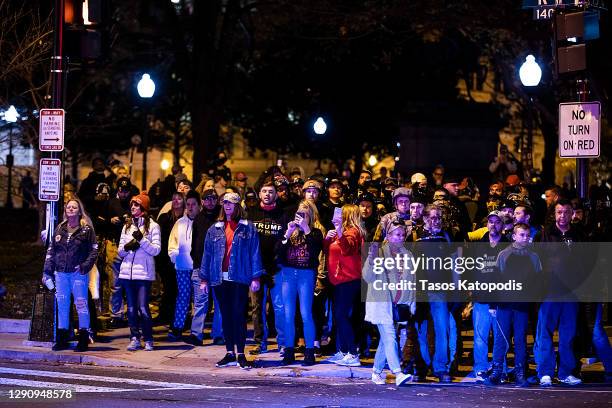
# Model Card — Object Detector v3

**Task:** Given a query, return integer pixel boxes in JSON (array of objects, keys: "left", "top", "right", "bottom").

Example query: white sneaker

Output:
[
  {"left": 559, "top": 375, "right": 582, "bottom": 386},
  {"left": 540, "top": 375, "right": 552, "bottom": 387},
  {"left": 371, "top": 372, "right": 386, "bottom": 385},
  {"left": 144, "top": 341, "right": 154, "bottom": 351},
  {"left": 326, "top": 351, "right": 345, "bottom": 363},
  {"left": 395, "top": 372, "right": 413, "bottom": 386},
  {"left": 336, "top": 353, "right": 361, "bottom": 367},
  {"left": 127, "top": 337, "right": 141, "bottom": 351}
]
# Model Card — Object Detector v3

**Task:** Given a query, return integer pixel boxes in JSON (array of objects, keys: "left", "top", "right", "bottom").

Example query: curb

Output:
[
  {"left": 259, "top": 366, "right": 370, "bottom": 379},
  {"left": 0, "top": 319, "right": 30, "bottom": 334},
  {"left": 0, "top": 348, "right": 146, "bottom": 369}
]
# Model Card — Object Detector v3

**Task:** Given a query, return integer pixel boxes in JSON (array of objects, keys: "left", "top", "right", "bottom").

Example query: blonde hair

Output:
[
  {"left": 342, "top": 204, "right": 366, "bottom": 239},
  {"left": 290, "top": 199, "right": 325, "bottom": 243},
  {"left": 63, "top": 197, "right": 94, "bottom": 228}
]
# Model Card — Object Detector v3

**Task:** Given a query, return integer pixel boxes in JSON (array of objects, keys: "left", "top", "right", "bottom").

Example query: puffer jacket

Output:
[
  {"left": 43, "top": 221, "right": 98, "bottom": 279},
  {"left": 168, "top": 215, "right": 194, "bottom": 270},
  {"left": 199, "top": 219, "right": 264, "bottom": 286},
  {"left": 118, "top": 217, "right": 161, "bottom": 281}
]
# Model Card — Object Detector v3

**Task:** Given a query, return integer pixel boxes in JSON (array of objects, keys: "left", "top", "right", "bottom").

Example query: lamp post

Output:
[
  {"left": 4, "top": 105, "right": 19, "bottom": 209},
  {"left": 519, "top": 55, "right": 542, "bottom": 175},
  {"left": 137, "top": 73, "right": 155, "bottom": 190}
]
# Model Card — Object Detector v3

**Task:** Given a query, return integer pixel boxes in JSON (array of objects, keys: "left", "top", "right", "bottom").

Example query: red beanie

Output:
[{"left": 131, "top": 191, "right": 150, "bottom": 213}]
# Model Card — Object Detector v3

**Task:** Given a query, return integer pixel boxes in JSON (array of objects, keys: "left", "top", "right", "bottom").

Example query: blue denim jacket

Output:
[{"left": 199, "top": 219, "right": 264, "bottom": 286}]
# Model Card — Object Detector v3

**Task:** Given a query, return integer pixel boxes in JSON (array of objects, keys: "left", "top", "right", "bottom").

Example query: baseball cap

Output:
[
  {"left": 505, "top": 174, "right": 521, "bottom": 186},
  {"left": 222, "top": 192, "right": 241, "bottom": 204},
  {"left": 117, "top": 177, "right": 132, "bottom": 191},
  {"left": 392, "top": 187, "right": 411, "bottom": 201},
  {"left": 245, "top": 189, "right": 257, "bottom": 200},
  {"left": 410, "top": 173, "right": 427, "bottom": 184},
  {"left": 327, "top": 178, "right": 343, "bottom": 188},
  {"left": 487, "top": 210, "right": 502, "bottom": 219},
  {"left": 202, "top": 188, "right": 218, "bottom": 199},
  {"left": 235, "top": 171, "right": 248, "bottom": 181},
  {"left": 303, "top": 179, "right": 321, "bottom": 191}
]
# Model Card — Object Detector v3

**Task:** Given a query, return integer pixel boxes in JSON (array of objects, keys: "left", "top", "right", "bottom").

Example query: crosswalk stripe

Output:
[
  {"left": 0, "top": 366, "right": 256, "bottom": 390},
  {"left": 0, "top": 377, "right": 135, "bottom": 393}
]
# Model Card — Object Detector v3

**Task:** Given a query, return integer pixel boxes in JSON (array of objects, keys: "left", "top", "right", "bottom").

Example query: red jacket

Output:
[{"left": 324, "top": 227, "right": 363, "bottom": 285}]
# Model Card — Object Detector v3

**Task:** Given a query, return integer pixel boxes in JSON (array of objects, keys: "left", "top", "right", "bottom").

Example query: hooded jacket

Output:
[{"left": 168, "top": 215, "right": 195, "bottom": 270}]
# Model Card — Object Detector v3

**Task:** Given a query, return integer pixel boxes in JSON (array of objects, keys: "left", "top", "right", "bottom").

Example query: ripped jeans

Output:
[{"left": 55, "top": 272, "right": 90, "bottom": 330}]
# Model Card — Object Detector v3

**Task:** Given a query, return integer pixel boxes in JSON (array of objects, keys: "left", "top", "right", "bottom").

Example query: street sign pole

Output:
[{"left": 576, "top": 80, "right": 589, "bottom": 200}]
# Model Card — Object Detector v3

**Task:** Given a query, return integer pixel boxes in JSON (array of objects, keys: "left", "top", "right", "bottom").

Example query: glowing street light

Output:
[
  {"left": 368, "top": 154, "right": 378, "bottom": 167},
  {"left": 160, "top": 159, "right": 170, "bottom": 171},
  {"left": 137, "top": 73, "right": 156, "bottom": 98},
  {"left": 519, "top": 55, "right": 542, "bottom": 87},
  {"left": 313, "top": 117, "right": 327, "bottom": 135}
]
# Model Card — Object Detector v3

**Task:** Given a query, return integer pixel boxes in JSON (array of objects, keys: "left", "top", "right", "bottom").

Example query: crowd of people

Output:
[{"left": 41, "top": 151, "right": 611, "bottom": 388}]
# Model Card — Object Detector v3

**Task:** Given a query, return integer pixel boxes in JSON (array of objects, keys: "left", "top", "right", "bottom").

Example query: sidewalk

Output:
[
  {"left": 0, "top": 323, "right": 374, "bottom": 380},
  {"left": 0, "top": 319, "right": 608, "bottom": 383}
]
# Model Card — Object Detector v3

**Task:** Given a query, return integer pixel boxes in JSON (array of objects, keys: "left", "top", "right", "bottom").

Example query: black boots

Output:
[
  {"left": 74, "top": 329, "right": 89, "bottom": 352},
  {"left": 52, "top": 329, "right": 70, "bottom": 351},
  {"left": 514, "top": 364, "right": 529, "bottom": 387},
  {"left": 282, "top": 347, "right": 296, "bottom": 365},
  {"left": 485, "top": 363, "right": 504, "bottom": 386},
  {"left": 303, "top": 348, "right": 316, "bottom": 366}
]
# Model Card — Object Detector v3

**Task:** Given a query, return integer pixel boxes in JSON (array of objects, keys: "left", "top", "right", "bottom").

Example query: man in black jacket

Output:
[{"left": 247, "top": 181, "right": 291, "bottom": 354}]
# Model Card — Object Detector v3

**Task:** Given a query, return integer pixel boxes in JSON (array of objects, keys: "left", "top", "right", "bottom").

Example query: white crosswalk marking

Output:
[
  {"left": 0, "top": 377, "right": 134, "bottom": 393},
  {"left": 0, "top": 366, "right": 257, "bottom": 393}
]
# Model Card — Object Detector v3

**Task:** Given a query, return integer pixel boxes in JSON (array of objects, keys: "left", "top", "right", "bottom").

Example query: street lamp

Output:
[
  {"left": 137, "top": 73, "right": 155, "bottom": 190},
  {"left": 368, "top": 154, "right": 378, "bottom": 167},
  {"left": 519, "top": 55, "right": 542, "bottom": 175},
  {"left": 4, "top": 105, "right": 19, "bottom": 209},
  {"left": 313, "top": 117, "right": 327, "bottom": 135}
]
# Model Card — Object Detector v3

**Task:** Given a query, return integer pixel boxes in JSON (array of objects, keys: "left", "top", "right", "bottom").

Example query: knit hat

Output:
[
  {"left": 505, "top": 174, "right": 521, "bottom": 187},
  {"left": 131, "top": 191, "right": 150, "bottom": 212},
  {"left": 223, "top": 192, "right": 241, "bottom": 204}
]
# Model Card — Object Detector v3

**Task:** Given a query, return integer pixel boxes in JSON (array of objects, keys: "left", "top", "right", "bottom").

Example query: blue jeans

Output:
[
  {"left": 429, "top": 296, "right": 451, "bottom": 373},
  {"left": 262, "top": 273, "right": 285, "bottom": 348},
  {"left": 413, "top": 311, "right": 432, "bottom": 368},
  {"left": 105, "top": 240, "right": 124, "bottom": 318},
  {"left": 473, "top": 302, "right": 493, "bottom": 373},
  {"left": 535, "top": 301, "right": 578, "bottom": 378},
  {"left": 55, "top": 272, "right": 90, "bottom": 330},
  {"left": 593, "top": 303, "right": 612, "bottom": 374},
  {"left": 211, "top": 289, "right": 223, "bottom": 339},
  {"left": 173, "top": 268, "right": 192, "bottom": 329},
  {"left": 280, "top": 267, "right": 315, "bottom": 348},
  {"left": 374, "top": 323, "right": 402, "bottom": 374},
  {"left": 121, "top": 279, "right": 153, "bottom": 342},
  {"left": 493, "top": 305, "right": 528, "bottom": 367},
  {"left": 190, "top": 269, "right": 209, "bottom": 340}
]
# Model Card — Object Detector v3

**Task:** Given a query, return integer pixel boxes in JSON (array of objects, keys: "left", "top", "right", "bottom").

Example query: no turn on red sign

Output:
[
  {"left": 559, "top": 102, "right": 600, "bottom": 158},
  {"left": 39, "top": 159, "right": 62, "bottom": 201},
  {"left": 39, "top": 109, "right": 65, "bottom": 152}
]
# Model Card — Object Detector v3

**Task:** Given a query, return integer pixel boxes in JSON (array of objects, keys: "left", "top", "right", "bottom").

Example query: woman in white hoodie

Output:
[
  {"left": 167, "top": 190, "right": 201, "bottom": 341},
  {"left": 118, "top": 192, "right": 161, "bottom": 351}
]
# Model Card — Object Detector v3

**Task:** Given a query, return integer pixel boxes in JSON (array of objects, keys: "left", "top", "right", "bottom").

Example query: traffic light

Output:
[
  {"left": 553, "top": 10, "right": 600, "bottom": 75},
  {"left": 64, "top": 0, "right": 107, "bottom": 61}
]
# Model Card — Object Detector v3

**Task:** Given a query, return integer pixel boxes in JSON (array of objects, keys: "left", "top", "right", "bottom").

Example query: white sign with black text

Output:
[
  {"left": 39, "top": 109, "right": 65, "bottom": 152},
  {"left": 39, "top": 158, "right": 62, "bottom": 201},
  {"left": 558, "top": 102, "right": 600, "bottom": 158}
]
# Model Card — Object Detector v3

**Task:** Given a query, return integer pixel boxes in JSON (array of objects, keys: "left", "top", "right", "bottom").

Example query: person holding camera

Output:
[
  {"left": 489, "top": 144, "right": 518, "bottom": 183},
  {"left": 277, "top": 200, "right": 324, "bottom": 365},
  {"left": 118, "top": 192, "right": 161, "bottom": 351},
  {"left": 105, "top": 177, "right": 135, "bottom": 328},
  {"left": 43, "top": 198, "right": 98, "bottom": 352}
]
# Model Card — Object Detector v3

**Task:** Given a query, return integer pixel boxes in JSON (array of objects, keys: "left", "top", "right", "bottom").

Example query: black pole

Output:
[
  {"left": 6, "top": 126, "right": 14, "bottom": 209},
  {"left": 142, "top": 112, "right": 148, "bottom": 191},
  {"left": 527, "top": 96, "right": 534, "bottom": 174},
  {"left": 576, "top": 79, "right": 589, "bottom": 200}
]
